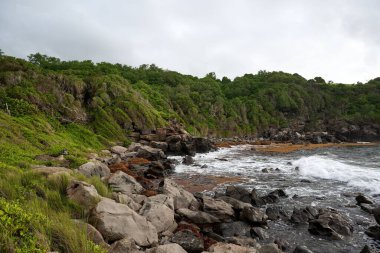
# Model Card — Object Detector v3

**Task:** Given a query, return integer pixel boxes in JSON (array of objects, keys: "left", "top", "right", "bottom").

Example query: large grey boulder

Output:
[
  {"left": 217, "top": 196, "right": 252, "bottom": 211},
  {"left": 225, "top": 185, "right": 251, "bottom": 203},
  {"left": 139, "top": 201, "right": 176, "bottom": 233},
  {"left": 176, "top": 208, "right": 220, "bottom": 224},
  {"left": 202, "top": 196, "right": 235, "bottom": 221},
  {"left": 67, "top": 181, "right": 100, "bottom": 210},
  {"left": 89, "top": 198, "right": 158, "bottom": 246},
  {"left": 72, "top": 220, "right": 106, "bottom": 247},
  {"left": 110, "top": 145, "right": 128, "bottom": 155},
  {"left": 136, "top": 146, "right": 166, "bottom": 161},
  {"left": 147, "top": 194, "right": 175, "bottom": 210},
  {"left": 146, "top": 243, "right": 187, "bottom": 253},
  {"left": 109, "top": 238, "right": 143, "bottom": 253},
  {"left": 161, "top": 178, "right": 199, "bottom": 210},
  {"left": 240, "top": 206, "right": 268, "bottom": 225},
  {"left": 207, "top": 242, "right": 258, "bottom": 253},
  {"left": 108, "top": 171, "right": 143, "bottom": 195},
  {"left": 113, "top": 192, "right": 142, "bottom": 212},
  {"left": 171, "top": 230, "right": 204, "bottom": 252},
  {"left": 78, "top": 161, "right": 110, "bottom": 178},
  {"left": 216, "top": 221, "right": 252, "bottom": 237}
]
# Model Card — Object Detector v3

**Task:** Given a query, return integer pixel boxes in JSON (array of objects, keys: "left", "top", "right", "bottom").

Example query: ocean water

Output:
[{"left": 171, "top": 144, "right": 380, "bottom": 252}]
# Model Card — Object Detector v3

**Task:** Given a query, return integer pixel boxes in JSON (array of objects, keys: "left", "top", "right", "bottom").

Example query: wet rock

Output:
[
  {"left": 67, "top": 181, "right": 100, "bottom": 211},
  {"left": 146, "top": 243, "right": 187, "bottom": 253},
  {"left": 108, "top": 171, "right": 144, "bottom": 195},
  {"left": 365, "top": 226, "right": 380, "bottom": 240},
  {"left": 226, "top": 185, "right": 251, "bottom": 203},
  {"left": 293, "top": 245, "right": 314, "bottom": 253},
  {"left": 251, "top": 189, "right": 266, "bottom": 206},
  {"left": 240, "top": 206, "right": 268, "bottom": 225},
  {"left": 259, "top": 243, "right": 281, "bottom": 253},
  {"left": 183, "top": 155, "right": 195, "bottom": 165},
  {"left": 360, "top": 203, "right": 376, "bottom": 214},
  {"left": 110, "top": 145, "right": 127, "bottom": 155},
  {"left": 112, "top": 193, "right": 142, "bottom": 212},
  {"left": 308, "top": 209, "right": 353, "bottom": 240},
  {"left": 202, "top": 196, "right": 235, "bottom": 221},
  {"left": 139, "top": 201, "right": 176, "bottom": 233},
  {"left": 136, "top": 146, "right": 166, "bottom": 161},
  {"left": 291, "top": 207, "right": 318, "bottom": 224},
  {"left": 300, "top": 179, "right": 312, "bottom": 183},
  {"left": 373, "top": 207, "right": 380, "bottom": 225},
  {"left": 251, "top": 227, "right": 268, "bottom": 240},
  {"left": 360, "top": 245, "right": 376, "bottom": 253},
  {"left": 171, "top": 230, "right": 204, "bottom": 253},
  {"left": 176, "top": 208, "right": 220, "bottom": 224},
  {"left": 356, "top": 194, "right": 374, "bottom": 205},
  {"left": 217, "top": 196, "right": 252, "bottom": 211},
  {"left": 207, "top": 242, "right": 258, "bottom": 253},
  {"left": 215, "top": 221, "right": 252, "bottom": 237},
  {"left": 78, "top": 161, "right": 110, "bottom": 178},
  {"left": 89, "top": 198, "right": 158, "bottom": 246},
  {"left": 274, "top": 238, "right": 289, "bottom": 251},
  {"left": 161, "top": 178, "right": 199, "bottom": 210},
  {"left": 261, "top": 168, "right": 269, "bottom": 173},
  {"left": 149, "top": 141, "right": 168, "bottom": 152},
  {"left": 266, "top": 206, "right": 288, "bottom": 221},
  {"left": 110, "top": 238, "right": 143, "bottom": 253},
  {"left": 225, "top": 236, "right": 258, "bottom": 248}
]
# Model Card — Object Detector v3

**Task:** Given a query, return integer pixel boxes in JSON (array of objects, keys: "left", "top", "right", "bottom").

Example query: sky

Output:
[{"left": 0, "top": 0, "right": 379, "bottom": 83}]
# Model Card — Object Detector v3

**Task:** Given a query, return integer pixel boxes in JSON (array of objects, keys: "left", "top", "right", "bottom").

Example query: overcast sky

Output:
[{"left": 0, "top": 0, "right": 379, "bottom": 83}]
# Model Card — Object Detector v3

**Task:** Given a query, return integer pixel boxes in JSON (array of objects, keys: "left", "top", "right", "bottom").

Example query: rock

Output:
[
  {"left": 108, "top": 171, "right": 144, "bottom": 195},
  {"left": 291, "top": 207, "right": 318, "bottom": 224},
  {"left": 293, "top": 245, "right": 314, "bottom": 253},
  {"left": 150, "top": 141, "right": 168, "bottom": 152},
  {"left": 109, "top": 238, "right": 143, "bottom": 253},
  {"left": 130, "top": 194, "right": 148, "bottom": 205},
  {"left": 110, "top": 145, "right": 127, "bottom": 155},
  {"left": 374, "top": 207, "right": 380, "bottom": 225},
  {"left": 161, "top": 178, "right": 199, "bottom": 210},
  {"left": 136, "top": 146, "right": 166, "bottom": 161},
  {"left": 171, "top": 230, "right": 204, "bottom": 253},
  {"left": 300, "top": 179, "right": 312, "bottom": 183},
  {"left": 266, "top": 206, "right": 288, "bottom": 221},
  {"left": 251, "top": 227, "right": 268, "bottom": 240},
  {"left": 225, "top": 185, "right": 251, "bottom": 203},
  {"left": 308, "top": 209, "right": 353, "bottom": 240},
  {"left": 139, "top": 201, "right": 176, "bottom": 233},
  {"left": 146, "top": 243, "right": 187, "bottom": 253},
  {"left": 202, "top": 196, "right": 235, "bottom": 221},
  {"left": 240, "top": 206, "right": 267, "bottom": 225},
  {"left": 259, "top": 243, "right": 281, "bottom": 253},
  {"left": 147, "top": 194, "right": 175, "bottom": 210},
  {"left": 250, "top": 189, "right": 266, "bottom": 206},
  {"left": 356, "top": 194, "right": 374, "bottom": 205},
  {"left": 113, "top": 193, "right": 142, "bottom": 212},
  {"left": 225, "top": 237, "right": 258, "bottom": 248},
  {"left": 72, "top": 220, "right": 106, "bottom": 246},
  {"left": 32, "top": 166, "right": 72, "bottom": 177},
  {"left": 183, "top": 155, "right": 195, "bottom": 165},
  {"left": 176, "top": 208, "right": 220, "bottom": 224},
  {"left": 365, "top": 225, "right": 380, "bottom": 240},
  {"left": 89, "top": 198, "right": 158, "bottom": 246},
  {"left": 141, "top": 134, "right": 161, "bottom": 142},
  {"left": 274, "top": 238, "right": 289, "bottom": 252},
  {"left": 261, "top": 168, "right": 269, "bottom": 173},
  {"left": 217, "top": 196, "right": 252, "bottom": 211},
  {"left": 207, "top": 242, "right": 258, "bottom": 253},
  {"left": 215, "top": 221, "right": 252, "bottom": 237},
  {"left": 128, "top": 142, "right": 143, "bottom": 152},
  {"left": 360, "top": 245, "right": 376, "bottom": 253},
  {"left": 360, "top": 203, "right": 376, "bottom": 214},
  {"left": 67, "top": 181, "right": 100, "bottom": 210},
  {"left": 78, "top": 161, "right": 110, "bottom": 178}
]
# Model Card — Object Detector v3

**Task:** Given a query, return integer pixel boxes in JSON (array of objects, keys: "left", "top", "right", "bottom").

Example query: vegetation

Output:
[{"left": 0, "top": 52, "right": 379, "bottom": 251}]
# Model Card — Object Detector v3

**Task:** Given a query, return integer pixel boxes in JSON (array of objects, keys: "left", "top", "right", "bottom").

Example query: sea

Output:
[{"left": 171, "top": 145, "right": 380, "bottom": 252}]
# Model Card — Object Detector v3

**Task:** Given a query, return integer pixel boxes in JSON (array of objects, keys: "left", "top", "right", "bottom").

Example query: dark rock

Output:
[
  {"left": 274, "top": 238, "right": 290, "bottom": 251},
  {"left": 365, "top": 226, "right": 380, "bottom": 240},
  {"left": 136, "top": 146, "right": 166, "bottom": 161},
  {"left": 251, "top": 227, "right": 268, "bottom": 240},
  {"left": 308, "top": 209, "right": 353, "bottom": 240},
  {"left": 192, "top": 137, "right": 216, "bottom": 153},
  {"left": 215, "top": 221, "right": 252, "bottom": 237},
  {"left": 149, "top": 141, "right": 168, "bottom": 152},
  {"left": 251, "top": 189, "right": 266, "bottom": 206},
  {"left": 201, "top": 196, "right": 235, "bottom": 221},
  {"left": 300, "top": 179, "right": 312, "bottom": 183},
  {"left": 182, "top": 155, "right": 195, "bottom": 165},
  {"left": 356, "top": 194, "right": 374, "bottom": 205},
  {"left": 225, "top": 185, "right": 251, "bottom": 203},
  {"left": 171, "top": 230, "right": 204, "bottom": 253},
  {"left": 269, "top": 189, "right": 288, "bottom": 198},
  {"left": 217, "top": 196, "right": 252, "bottom": 211},
  {"left": 293, "top": 245, "right": 314, "bottom": 253},
  {"left": 240, "top": 206, "right": 267, "bottom": 225},
  {"left": 360, "top": 203, "right": 376, "bottom": 214},
  {"left": 201, "top": 164, "right": 208, "bottom": 168},
  {"left": 360, "top": 245, "right": 376, "bottom": 253},
  {"left": 374, "top": 207, "right": 380, "bottom": 225},
  {"left": 262, "top": 168, "right": 269, "bottom": 173},
  {"left": 291, "top": 207, "right": 318, "bottom": 224},
  {"left": 266, "top": 206, "right": 288, "bottom": 221}
]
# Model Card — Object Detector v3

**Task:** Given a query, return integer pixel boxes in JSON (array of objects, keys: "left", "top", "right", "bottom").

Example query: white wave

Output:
[{"left": 293, "top": 155, "right": 380, "bottom": 194}]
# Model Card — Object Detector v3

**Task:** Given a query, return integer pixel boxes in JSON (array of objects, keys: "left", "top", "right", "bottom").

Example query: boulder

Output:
[
  {"left": 177, "top": 208, "right": 220, "bottom": 224},
  {"left": 183, "top": 155, "right": 195, "bottom": 165},
  {"left": 140, "top": 134, "right": 160, "bottom": 142},
  {"left": 202, "top": 196, "right": 235, "bottom": 221},
  {"left": 365, "top": 225, "right": 380, "bottom": 240},
  {"left": 128, "top": 142, "right": 143, "bottom": 152},
  {"left": 150, "top": 141, "right": 168, "bottom": 152},
  {"left": 217, "top": 196, "right": 252, "bottom": 211},
  {"left": 171, "top": 230, "right": 204, "bottom": 253},
  {"left": 192, "top": 137, "right": 216, "bottom": 153},
  {"left": 360, "top": 245, "right": 376, "bottom": 253},
  {"left": 266, "top": 206, "right": 288, "bottom": 221},
  {"left": 373, "top": 207, "right": 380, "bottom": 225},
  {"left": 78, "top": 161, "right": 110, "bottom": 178},
  {"left": 109, "top": 238, "right": 143, "bottom": 253},
  {"left": 250, "top": 189, "right": 266, "bottom": 206},
  {"left": 215, "top": 221, "right": 252, "bottom": 238},
  {"left": 136, "top": 146, "right": 166, "bottom": 161},
  {"left": 139, "top": 201, "right": 176, "bottom": 233},
  {"left": 274, "top": 238, "right": 289, "bottom": 252},
  {"left": 112, "top": 193, "right": 141, "bottom": 212},
  {"left": 67, "top": 181, "right": 100, "bottom": 210},
  {"left": 147, "top": 194, "right": 175, "bottom": 210},
  {"left": 291, "top": 207, "right": 318, "bottom": 224},
  {"left": 240, "top": 206, "right": 267, "bottom": 225},
  {"left": 356, "top": 194, "right": 374, "bottom": 205},
  {"left": 293, "top": 246, "right": 314, "bottom": 253},
  {"left": 225, "top": 237, "right": 258, "bottom": 248},
  {"left": 108, "top": 171, "right": 144, "bottom": 195},
  {"left": 207, "top": 242, "right": 258, "bottom": 253},
  {"left": 225, "top": 185, "right": 251, "bottom": 203},
  {"left": 308, "top": 209, "right": 353, "bottom": 240},
  {"left": 251, "top": 227, "right": 268, "bottom": 240},
  {"left": 146, "top": 243, "right": 187, "bottom": 253},
  {"left": 161, "top": 178, "right": 199, "bottom": 210},
  {"left": 259, "top": 243, "right": 281, "bottom": 253},
  {"left": 110, "top": 146, "right": 127, "bottom": 155},
  {"left": 89, "top": 198, "right": 158, "bottom": 246},
  {"left": 72, "top": 220, "right": 106, "bottom": 246}
]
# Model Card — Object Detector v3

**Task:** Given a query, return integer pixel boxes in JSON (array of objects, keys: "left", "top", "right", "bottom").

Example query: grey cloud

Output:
[{"left": 0, "top": 0, "right": 379, "bottom": 83}]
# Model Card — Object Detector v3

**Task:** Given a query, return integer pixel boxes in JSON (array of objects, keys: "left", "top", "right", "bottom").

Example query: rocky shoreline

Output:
[{"left": 33, "top": 123, "right": 380, "bottom": 253}]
